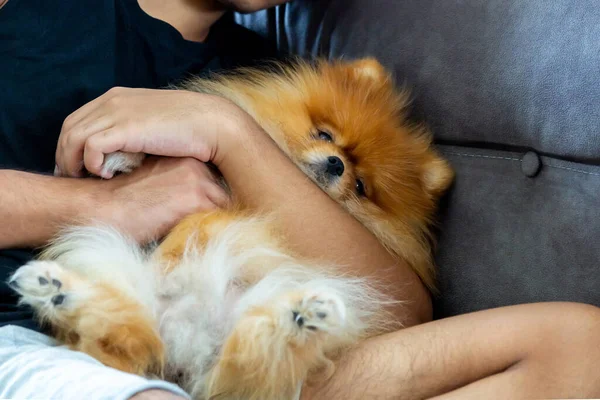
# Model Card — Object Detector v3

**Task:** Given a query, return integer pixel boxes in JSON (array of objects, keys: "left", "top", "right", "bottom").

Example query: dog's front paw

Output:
[
  {"left": 293, "top": 290, "right": 347, "bottom": 333},
  {"left": 8, "top": 261, "right": 71, "bottom": 308},
  {"left": 101, "top": 151, "right": 145, "bottom": 177}
]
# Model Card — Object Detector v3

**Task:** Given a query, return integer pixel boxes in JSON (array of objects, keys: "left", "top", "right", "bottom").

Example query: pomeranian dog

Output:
[{"left": 9, "top": 57, "right": 453, "bottom": 399}]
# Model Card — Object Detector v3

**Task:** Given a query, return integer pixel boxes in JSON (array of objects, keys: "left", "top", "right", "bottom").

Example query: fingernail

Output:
[{"left": 54, "top": 165, "right": 61, "bottom": 176}]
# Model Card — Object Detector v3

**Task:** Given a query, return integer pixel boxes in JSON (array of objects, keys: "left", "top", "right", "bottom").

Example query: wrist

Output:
[
  {"left": 206, "top": 97, "right": 268, "bottom": 168},
  {"left": 78, "top": 178, "right": 123, "bottom": 228},
  {"left": 57, "top": 176, "right": 105, "bottom": 228},
  {"left": 0, "top": 170, "right": 104, "bottom": 248}
]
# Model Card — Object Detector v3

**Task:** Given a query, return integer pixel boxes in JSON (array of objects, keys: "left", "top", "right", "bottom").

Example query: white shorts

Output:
[{"left": 0, "top": 325, "right": 190, "bottom": 400}]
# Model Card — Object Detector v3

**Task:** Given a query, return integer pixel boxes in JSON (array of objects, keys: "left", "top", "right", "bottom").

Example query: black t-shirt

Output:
[{"left": 0, "top": 0, "right": 278, "bottom": 330}]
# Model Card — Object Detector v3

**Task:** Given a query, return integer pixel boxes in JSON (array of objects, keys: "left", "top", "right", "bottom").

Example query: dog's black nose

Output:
[{"left": 326, "top": 156, "right": 344, "bottom": 177}]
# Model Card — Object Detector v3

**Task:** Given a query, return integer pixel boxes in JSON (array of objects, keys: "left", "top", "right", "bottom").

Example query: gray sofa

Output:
[{"left": 235, "top": 0, "right": 600, "bottom": 319}]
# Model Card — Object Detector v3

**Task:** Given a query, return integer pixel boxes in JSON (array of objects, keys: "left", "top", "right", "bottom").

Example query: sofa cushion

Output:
[
  {"left": 433, "top": 146, "right": 600, "bottom": 317},
  {"left": 235, "top": 0, "right": 600, "bottom": 318},
  {"left": 236, "top": 0, "right": 600, "bottom": 161}
]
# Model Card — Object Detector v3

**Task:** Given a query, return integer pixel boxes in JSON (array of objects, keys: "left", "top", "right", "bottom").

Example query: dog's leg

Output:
[
  {"left": 205, "top": 289, "right": 349, "bottom": 400},
  {"left": 8, "top": 260, "right": 164, "bottom": 376},
  {"left": 101, "top": 151, "right": 145, "bottom": 177},
  {"left": 156, "top": 209, "right": 278, "bottom": 275}
]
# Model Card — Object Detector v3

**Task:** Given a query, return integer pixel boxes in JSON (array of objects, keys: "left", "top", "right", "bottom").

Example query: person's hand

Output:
[
  {"left": 55, "top": 87, "right": 245, "bottom": 178},
  {"left": 91, "top": 156, "right": 229, "bottom": 243}
]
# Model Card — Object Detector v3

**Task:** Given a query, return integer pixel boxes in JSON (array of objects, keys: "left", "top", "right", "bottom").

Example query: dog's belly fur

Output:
[
  {"left": 7, "top": 57, "right": 458, "bottom": 399},
  {"left": 156, "top": 267, "right": 240, "bottom": 389},
  {"left": 9, "top": 216, "right": 388, "bottom": 399}
]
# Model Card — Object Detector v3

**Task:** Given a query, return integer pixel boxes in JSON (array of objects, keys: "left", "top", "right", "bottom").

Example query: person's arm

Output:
[
  {"left": 217, "top": 116, "right": 432, "bottom": 325},
  {"left": 300, "top": 302, "right": 600, "bottom": 400},
  {"left": 0, "top": 157, "right": 228, "bottom": 249},
  {"left": 53, "top": 88, "right": 432, "bottom": 325},
  {"left": 0, "top": 170, "right": 98, "bottom": 249}
]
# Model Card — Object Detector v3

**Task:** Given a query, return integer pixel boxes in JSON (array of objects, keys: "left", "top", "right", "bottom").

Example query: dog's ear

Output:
[
  {"left": 348, "top": 58, "right": 389, "bottom": 82},
  {"left": 422, "top": 153, "right": 455, "bottom": 198}
]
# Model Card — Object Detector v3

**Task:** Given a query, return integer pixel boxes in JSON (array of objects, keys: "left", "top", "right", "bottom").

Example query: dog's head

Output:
[{"left": 188, "top": 58, "right": 454, "bottom": 288}]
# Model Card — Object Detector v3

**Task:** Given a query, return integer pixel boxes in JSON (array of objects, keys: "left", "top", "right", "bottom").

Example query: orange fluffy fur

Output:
[
  {"left": 175, "top": 57, "right": 454, "bottom": 289},
  {"left": 10, "top": 57, "right": 453, "bottom": 399}
]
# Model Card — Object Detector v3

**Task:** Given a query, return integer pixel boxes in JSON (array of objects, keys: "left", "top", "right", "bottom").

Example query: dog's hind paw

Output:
[
  {"left": 8, "top": 261, "right": 75, "bottom": 309},
  {"left": 293, "top": 290, "right": 347, "bottom": 333}
]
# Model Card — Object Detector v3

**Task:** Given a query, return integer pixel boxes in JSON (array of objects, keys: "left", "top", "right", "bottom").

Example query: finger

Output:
[
  {"left": 57, "top": 98, "right": 111, "bottom": 170},
  {"left": 57, "top": 94, "right": 116, "bottom": 177},
  {"left": 58, "top": 116, "right": 116, "bottom": 177},
  {"left": 83, "top": 129, "right": 128, "bottom": 178},
  {"left": 56, "top": 136, "right": 85, "bottom": 177},
  {"left": 204, "top": 182, "right": 231, "bottom": 208},
  {"left": 195, "top": 198, "right": 219, "bottom": 212},
  {"left": 60, "top": 88, "right": 117, "bottom": 132},
  {"left": 57, "top": 147, "right": 85, "bottom": 178}
]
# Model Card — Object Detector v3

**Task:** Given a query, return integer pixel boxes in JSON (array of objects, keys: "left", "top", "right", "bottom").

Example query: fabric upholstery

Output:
[
  {"left": 434, "top": 147, "right": 599, "bottom": 317},
  {"left": 235, "top": 0, "right": 600, "bottom": 318}
]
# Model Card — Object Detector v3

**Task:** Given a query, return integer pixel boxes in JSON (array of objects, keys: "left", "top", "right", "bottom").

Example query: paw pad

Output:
[
  {"left": 292, "top": 291, "right": 347, "bottom": 333},
  {"left": 52, "top": 294, "right": 66, "bottom": 306},
  {"left": 8, "top": 261, "right": 68, "bottom": 308}
]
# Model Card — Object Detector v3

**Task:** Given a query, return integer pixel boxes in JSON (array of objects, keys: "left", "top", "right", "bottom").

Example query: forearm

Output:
[
  {"left": 303, "top": 307, "right": 522, "bottom": 400},
  {"left": 218, "top": 120, "right": 432, "bottom": 325},
  {"left": 0, "top": 170, "right": 97, "bottom": 249},
  {"left": 48, "top": 88, "right": 432, "bottom": 323},
  {"left": 302, "top": 303, "right": 600, "bottom": 400}
]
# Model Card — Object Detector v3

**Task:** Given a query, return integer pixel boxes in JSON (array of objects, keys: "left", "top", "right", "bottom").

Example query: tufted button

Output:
[{"left": 521, "top": 151, "right": 541, "bottom": 177}]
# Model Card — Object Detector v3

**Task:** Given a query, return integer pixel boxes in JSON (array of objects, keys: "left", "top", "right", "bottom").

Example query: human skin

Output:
[
  {"left": 54, "top": 87, "right": 430, "bottom": 325},
  {"left": 9, "top": 1, "right": 599, "bottom": 399},
  {"left": 300, "top": 302, "right": 600, "bottom": 400},
  {"left": 0, "top": 157, "right": 228, "bottom": 248}
]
